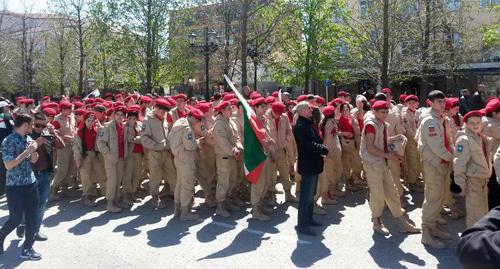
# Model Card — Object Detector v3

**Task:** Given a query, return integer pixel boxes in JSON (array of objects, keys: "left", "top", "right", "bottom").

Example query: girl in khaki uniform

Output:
[{"left": 454, "top": 111, "right": 492, "bottom": 227}]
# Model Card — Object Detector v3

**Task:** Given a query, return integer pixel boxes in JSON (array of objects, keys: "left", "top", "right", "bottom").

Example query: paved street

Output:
[{"left": 0, "top": 185, "right": 463, "bottom": 269}]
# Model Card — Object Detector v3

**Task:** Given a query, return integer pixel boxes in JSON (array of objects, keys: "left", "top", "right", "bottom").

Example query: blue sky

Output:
[{"left": 3, "top": 0, "right": 50, "bottom": 13}]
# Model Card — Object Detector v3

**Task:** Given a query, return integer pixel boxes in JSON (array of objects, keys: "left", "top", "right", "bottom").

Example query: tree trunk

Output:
[
  {"left": 240, "top": 0, "right": 249, "bottom": 87},
  {"left": 145, "top": 0, "right": 153, "bottom": 93},
  {"left": 21, "top": 15, "right": 27, "bottom": 96},
  {"left": 222, "top": 0, "right": 231, "bottom": 82},
  {"left": 59, "top": 42, "right": 65, "bottom": 95},
  {"left": 419, "top": 0, "right": 432, "bottom": 103},
  {"left": 381, "top": 0, "right": 390, "bottom": 88},
  {"left": 77, "top": 10, "right": 85, "bottom": 95}
]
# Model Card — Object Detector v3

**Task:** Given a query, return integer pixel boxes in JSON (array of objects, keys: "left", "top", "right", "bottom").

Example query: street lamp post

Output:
[{"left": 188, "top": 27, "right": 219, "bottom": 101}]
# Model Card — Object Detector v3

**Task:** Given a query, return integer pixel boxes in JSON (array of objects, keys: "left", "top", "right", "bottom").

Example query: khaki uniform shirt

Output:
[
  {"left": 140, "top": 113, "right": 169, "bottom": 151},
  {"left": 454, "top": 129, "right": 492, "bottom": 188}
]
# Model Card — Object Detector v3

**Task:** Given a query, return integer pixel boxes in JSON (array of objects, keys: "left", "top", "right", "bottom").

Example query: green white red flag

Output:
[{"left": 224, "top": 75, "right": 267, "bottom": 184}]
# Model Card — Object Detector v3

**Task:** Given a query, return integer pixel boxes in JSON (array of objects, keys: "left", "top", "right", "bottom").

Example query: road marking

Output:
[{"left": 210, "top": 220, "right": 313, "bottom": 245}]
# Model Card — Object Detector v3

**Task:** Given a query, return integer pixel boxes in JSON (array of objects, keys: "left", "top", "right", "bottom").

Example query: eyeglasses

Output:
[{"left": 34, "top": 123, "right": 46, "bottom": 128}]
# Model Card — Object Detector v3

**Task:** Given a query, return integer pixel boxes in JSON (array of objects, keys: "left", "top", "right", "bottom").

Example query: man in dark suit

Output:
[{"left": 293, "top": 101, "right": 329, "bottom": 236}]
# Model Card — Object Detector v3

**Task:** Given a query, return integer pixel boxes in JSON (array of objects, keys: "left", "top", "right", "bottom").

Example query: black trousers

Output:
[
  {"left": 0, "top": 182, "right": 39, "bottom": 250},
  {"left": 488, "top": 169, "right": 500, "bottom": 210},
  {"left": 297, "top": 174, "right": 319, "bottom": 228}
]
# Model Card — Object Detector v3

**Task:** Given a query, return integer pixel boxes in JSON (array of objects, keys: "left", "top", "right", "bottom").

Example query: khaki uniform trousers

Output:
[
  {"left": 287, "top": 136, "right": 297, "bottom": 177},
  {"left": 174, "top": 159, "right": 197, "bottom": 207},
  {"left": 104, "top": 158, "right": 125, "bottom": 201},
  {"left": 465, "top": 177, "right": 489, "bottom": 228},
  {"left": 272, "top": 149, "right": 292, "bottom": 191},
  {"left": 316, "top": 156, "right": 342, "bottom": 199},
  {"left": 52, "top": 144, "right": 75, "bottom": 188},
  {"left": 141, "top": 148, "right": 150, "bottom": 180},
  {"left": 364, "top": 163, "right": 405, "bottom": 218},
  {"left": 80, "top": 151, "right": 107, "bottom": 196},
  {"left": 148, "top": 150, "right": 177, "bottom": 196},
  {"left": 251, "top": 158, "right": 271, "bottom": 206},
  {"left": 421, "top": 162, "right": 451, "bottom": 228},
  {"left": 404, "top": 140, "right": 420, "bottom": 185},
  {"left": 197, "top": 148, "right": 217, "bottom": 196},
  {"left": 388, "top": 160, "right": 404, "bottom": 196},
  {"left": 123, "top": 152, "right": 143, "bottom": 194},
  {"left": 341, "top": 139, "right": 363, "bottom": 182},
  {"left": 215, "top": 155, "right": 237, "bottom": 202}
]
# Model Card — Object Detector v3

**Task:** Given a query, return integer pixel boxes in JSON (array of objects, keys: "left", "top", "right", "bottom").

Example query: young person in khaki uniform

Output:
[
  {"left": 454, "top": 110, "right": 492, "bottom": 228},
  {"left": 401, "top": 95, "right": 423, "bottom": 193},
  {"left": 266, "top": 101, "right": 297, "bottom": 203},
  {"left": 97, "top": 106, "right": 129, "bottom": 213},
  {"left": 360, "top": 101, "right": 420, "bottom": 236},
  {"left": 338, "top": 103, "right": 363, "bottom": 192},
  {"left": 167, "top": 94, "right": 190, "bottom": 130},
  {"left": 317, "top": 106, "right": 344, "bottom": 206},
  {"left": 416, "top": 90, "right": 454, "bottom": 249},
  {"left": 213, "top": 101, "right": 243, "bottom": 217},
  {"left": 73, "top": 111, "right": 104, "bottom": 207},
  {"left": 169, "top": 108, "right": 205, "bottom": 221},
  {"left": 195, "top": 102, "right": 217, "bottom": 208},
  {"left": 122, "top": 106, "right": 144, "bottom": 206},
  {"left": 140, "top": 99, "right": 177, "bottom": 209},
  {"left": 482, "top": 99, "right": 500, "bottom": 210},
  {"left": 50, "top": 101, "right": 76, "bottom": 200}
]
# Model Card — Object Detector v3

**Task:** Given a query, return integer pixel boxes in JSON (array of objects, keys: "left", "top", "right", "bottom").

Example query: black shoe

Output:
[
  {"left": 295, "top": 226, "right": 316, "bottom": 236},
  {"left": 310, "top": 220, "right": 322, "bottom": 227},
  {"left": 35, "top": 233, "right": 47, "bottom": 241},
  {"left": 16, "top": 225, "right": 25, "bottom": 239},
  {"left": 20, "top": 248, "right": 42, "bottom": 260}
]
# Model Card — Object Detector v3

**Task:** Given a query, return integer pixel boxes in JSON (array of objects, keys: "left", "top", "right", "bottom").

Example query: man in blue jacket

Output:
[{"left": 293, "top": 101, "right": 329, "bottom": 236}]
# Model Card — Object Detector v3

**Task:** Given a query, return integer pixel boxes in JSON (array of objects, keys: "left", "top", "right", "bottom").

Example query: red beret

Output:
[
  {"left": 127, "top": 105, "right": 141, "bottom": 114},
  {"left": 250, "top": 91, "right": 262, "bottom": 100},
  {"left": 484, "top": 98, "right": 500, "bottom": 114},
  {"left": 73, "top": 101, "right": 84, "bottom": 109},
  {"left": 223, "top": 93, "right": 236, "bottom": 102},
  {"left": 399, "top": 94, "right": 408, "bottom": 103},
  {"left": 229, "top": 98, "right": 239, "bottom": 106},
  {"left": 139, "top": 96, "right": 152, "bottom": 103},
  {"left": 174, "top": 93, "right": 187, "bottom": 100},
  {"left": 115, "top": 93, "right": 123, "bottom": 99},
  {"left": 167, "top": 97, "right": 177, "bottom": 107},
  {"left": 84, "top": 111, "right": 96, "bottom": 120},
  {"left": 405, "top": 95, "right": 418, "bottom": 102},
  {"left": 372, "top": 100, "right": 389, "bottom": 110},
  {"left": 288, "top": 101, "right": 297, "bottom": 106},
  {"left": 75, "top": 109, "right": 87, "bottom": 116},
  {"left": 445, "top": 98, "right": 453, "bottom": 110},
  {"left": 329, "top": 98, "right": 343, "bottom": 106},
  {"left": 196, "top": 103, "right": 211, "bottom": 113},
  {"left": 155, "top": 98, "right": 171, "bottom": 109},
  {"left": 41, "top": 96, "right": 50, "bottom": 102},
  {"left": 450, "top": 98, "right": 460, "bottom": 108},
  {"left": 426, "top": 99, "right": 432, "bottom": 107},
  {"left": 296, "top": 95, "right": 307, "bottom": 102},
  {"left": 84, "top": 98, "right": 95, "bottom": 104},
  {"left": 369, "top": 99, "right": 376, "bottom": 106},
  {"left": 322, "top": 105, "right": 336, "bottom": 117},
  {"left": 114, "top": 106, "right": 127, "bottom": 114},
  {"left": 125, "top": 96, "right": 133, "bottom": 103},
  {"left": 113, "top": 101, "right": 125, "bottom": 108},
  {"left": 463, "top": 110, "right": 484, "bottom": 122},
  {"left": 250, "top": 97, "right": 265, "bottom": 107},
  {"left": 316, "top": 96, "right": 326, "bottom": 105},
  {"left": 337, "top": 91, "right": 348, "bottom": 97},
  {"left": 189, "top": 107, "right": 204, "bottom": 120},
  {"left": 104, "top": 93, "right": 113, "bottom": 98},
  {"left": 105, "top": 108, "right": 114, "bottom": 117},
  {"left": 59, "top": 101, "right": 72, "bottom": 110},
  {"left": 271, "top": 102, "right": 286, "bottom": 115},
  {"left": 94, "top": 98, "right": 104, "bottom": 103},
  {"left": 271, "top": 92, "right": 279, "bottom": 98},
  {"left": 71, "top": 96, "right": 81, "bottom": 101},
  {"left": 381, "top": 88, "right": 392, "bottom": 94},
  {"left": 215, "top": 101, "right": 230, "bottom": 111},
  {"left": 42, "top": 108, "right": 57, "bottom": 117},
  {"left": 22, "top": 98, "right": 34, "bottom": 105},
  {"left": 265, "top": 96, "right": 275, "bottom": 104}
]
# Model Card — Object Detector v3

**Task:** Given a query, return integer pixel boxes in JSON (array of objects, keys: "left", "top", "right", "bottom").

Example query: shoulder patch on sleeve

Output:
[
  {"left": 457, "top": 144, "right": 463, "bottom": 153},
  {"left": 389, "top": 143, "right": 395, "bottom": 151},
  {"left": 99, "top": 130, "right": 105, "bottom": 137},
  {"left": 141, "top": 123, "right": 146, "bottom": 131},
  {"left": 187, "top": 130, "right": 193, "bottom": 140}
]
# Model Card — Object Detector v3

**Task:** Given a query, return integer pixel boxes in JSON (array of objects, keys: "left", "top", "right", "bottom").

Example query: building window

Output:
[
  {"left": 480, "top": 0, "right": 499, "bottom": 8},
  {"left": 400, "top": 40, "right": 416, "bottom": 55},
  {"left": 370, "top": 30, "right": 378, "bottom": 44},
  {"left": 360, "top": 0, "right": 367, "bottom": 16},
  {"left": 337, "top": 44, "right": 348, "bottom": 55},
  {"left": 445, "top": 0, "right": 461, "bottom": 11}
]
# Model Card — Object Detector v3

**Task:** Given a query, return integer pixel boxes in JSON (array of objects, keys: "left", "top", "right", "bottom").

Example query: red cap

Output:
[
  {"left": 399, "top": 94, "right": 408, "bottom": 103},
  {"left": 115, "top": 93, "right": 123, "bottom": 99},
  {"left": 125, "top": 96, "right": 133, "bottom": 103},
  {"left": 483, "top": 98, "right": 500, "bottom": 114},
  {"left": 59, "top": 101, "right": 72, "bottom": 110},
  {"left": 296, "top": 95, "right": 307, "bottom": 102},
  {"left": 155, "top": 98, "right": 171, "bottom": 109},
  {"left": 271, "top": 102, "right": 286, "bottom": 115},
  {"left": 337, "top": 91, "right": 348, "bottom": 97},
  {"left": 85, "top": 98, "right": 95, "bottom": 104},
  {"left": 75, "top": 109, "right": 87, "bottom": 116},
  {"left": 250, "top": 91, "right": 262, "bottom": 100},
  {"left": 114, "top": 106, "right": 127, "bottom": 114},
  {"left": 127, "top": 105, "right": 141, "bottom": 114},
  {"left": 73, "top": 101, "right": 84, "bottom": 109},
  {"left": 288, "top": 100, "right": 297, "bottom": 106},
  {"left": 167, "top": 97, "right": 177, "bottom": 107},
  {"left": 329, "top": 98, "right": 343, "bottom": 107},
  {"left": 322, "top": 105, "right": 336, "bottom": 117},
  {"left": 42, "top": 108, "right": 57, "bottom": 117},
  {"left": 215, "top": 101, "right": 231, "bottom": 112},
  {"left": 196, "top": 102, "right": 212, "bottom": 113},
  {"left": 426, "top": 99, "right": 432, "bottom": 107},
  {"left": 372, "top": 100, "right": 389, "bottom": 110},
  {"left": 381, "top": 88, "right": 392, "bottom": 94},
  {"left": 229, "top": 98, "right": 239, "bottom": 106},
  {"left": 445, "top": 98, "right": 453, "bottom": 110},
  {"left": 41, "top": 96, "right": 50, "bottom": 102},
  {"left": 174, "top": 93, "right": 187, "bottom": 100},
  {"left": 223, "top": 93, "right": 236, "bottom": 102},
  {"left": 265, "top": 96, "right": 275, "bottom": 104},
  {"left": 450, "top": 98, "right": 460, "bottom": 108},
  {"left": 405, "top": 95, "right": 418, "bottom": 102},
  {"left": 71, "top": 96, "right": 81, "bottom": 101},
  {"left": 189, "top": 108, "right": 204, "bottom": 120},
  {"left": 84, "top": 111, "right": 96, "bottom": 120},
  {"left": 139, "top": 96, "right": 152, "bottom": 103},
  {"left": 250, "top": 97, "right": 265, "bottom": 107},
  {"left": 316, "top": 96, "right": 326, "bottom": 105},
  {"left": 94, "top": 98, "right": 104, "bottom": 103},
  {"left": 21, "top": 98, "right": 34, "bottom": 105},
  {"left": 271, "top": 92, "right": 279, "bottom": 98},
  {"left": 463, "top": 110, "right": 484, "bottom": 122},
  {"left": 104, "top": 93, "right": 113, "bottom": 99}
]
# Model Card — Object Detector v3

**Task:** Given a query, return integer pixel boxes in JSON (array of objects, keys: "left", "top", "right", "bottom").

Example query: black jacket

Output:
[
  {"left": 457, "top": 206, "right": 500, "bottom": 269},
  {"left": 293, "top": 116, "right": 328, "bottom": 176}
]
